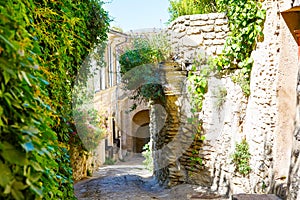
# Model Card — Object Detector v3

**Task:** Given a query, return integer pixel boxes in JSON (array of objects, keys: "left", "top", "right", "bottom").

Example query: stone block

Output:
[
  {"left": 232, "top": 194, "right": 282, "bottom": 200},
  {"left": 190, "top": 14, "right": 209, "bottom": 21},
  {"left": 188, "top": 35, "right": 204, "bottom": 45},
  {"left": 214, "top": 25, "right": 223, "bottom": 32},
  {"left": 181, "top": 37, "right": 199, "bottom": 47},
  {"left": 208, "top": 13, "right": 220, "bottom": 20},
  {"left": 187, "top": 27, "right": 201, "bottom": 35},
  {"left": 200, "top": 25, "right": 214, "bottom": 32},
  {"left": 203, "top": 33, "right": 216, "bottom": 39},
  {"left": 213, "top": 39, "right": 225, "bottom": 45},
  {"left": 215, "top": 18, "right": 228, "bottom": 25},
  {"left": 221, "top": 25, "right": 230, "bottom": 32},
  {"left": 216, "top": 32, "right": 227, "bottom": 39},
  {"left": 203, "top": 40, "right": 214, "bottom": 46},
  {"left": 190, "top": 20, "right": 209, "bottom": 26}
]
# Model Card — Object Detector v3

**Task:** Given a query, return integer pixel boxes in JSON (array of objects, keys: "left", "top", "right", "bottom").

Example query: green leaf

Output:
[
  {"left": 21, "top": 142, "right": 34, "bottom": 152},
  {"left": 30, "top": 184, "right": 43, "bottom": 197},
  {"left": 30, "top": 160, "right": 43, "bottom": 172},
  {"left": 12, "top": 181, "right": 28, "bottom": 190},
  {"left": 21, "top": 71, "right": 32, "bottom": 86},
  {"left": 11, "top": 187, "right": 25, "bottom": 200},
  {"left": 0, "top": 161, "right": 13, "bottom": 187},
  {"left": 0, "top": 142, "right": 28, "bottom": 165},
  {"left": 21, "top": 127, "right": 39, "bottom": 136},
  {"left": 0, "top": 34, "right": 16, "bottom": 50},
  {"left": 256, "top": 10, "right": 265, "bottom": 19},
  {"left": 3, "top": 70, "right": 11, "bottom": 85}
]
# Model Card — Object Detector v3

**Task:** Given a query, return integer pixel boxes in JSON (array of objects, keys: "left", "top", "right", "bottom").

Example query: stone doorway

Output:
[{"left": 131, "top": 110, "right": 150, "bottom": 153}]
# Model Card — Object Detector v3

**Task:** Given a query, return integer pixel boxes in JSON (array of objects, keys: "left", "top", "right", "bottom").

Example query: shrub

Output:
[
  {"left": 168, "top": 0, "right": 223, "bottom": 23},
  {"left": 119, "top": 33, "right": 172, "bottom": 109},
  {"left": 142, "top": 142, "right": 153, "bottom": 172},
  {"left": 232, "top": 139, "right": 251, "bottom": 176}
]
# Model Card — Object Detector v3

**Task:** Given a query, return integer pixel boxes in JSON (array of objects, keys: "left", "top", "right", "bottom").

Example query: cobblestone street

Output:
[{"left": 74, "top": 154, "right": 227, "bottom": 200}]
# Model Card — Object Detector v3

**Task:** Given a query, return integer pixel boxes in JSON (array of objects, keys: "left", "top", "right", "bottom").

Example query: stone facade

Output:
[{"left": 151, "top": 1, "right": 300, "bottom": 199}]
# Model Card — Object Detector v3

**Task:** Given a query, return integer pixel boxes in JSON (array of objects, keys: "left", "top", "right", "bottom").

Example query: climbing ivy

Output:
[
  {"left": 187, "top": 52, "right": 214, "bottom": 114},
  {"left": 0, "top": 0, "right": 110, "bottom": 199},
  {"left": 188, "top": 0, "right": 266, "bottom": 116},
  {"left": 186, "top": 1, "right": 265, "bottom": 172},
  {"left": 214, "top": 0, "right": 266, "bottom": 96}
]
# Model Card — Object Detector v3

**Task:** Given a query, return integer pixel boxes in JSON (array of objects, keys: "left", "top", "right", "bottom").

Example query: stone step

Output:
[
  {"left": 232, "top": 194, "right": 282, "bottom": 200},
  {"left": 187, "top": 192, "right": 228, "bottom": 199}
]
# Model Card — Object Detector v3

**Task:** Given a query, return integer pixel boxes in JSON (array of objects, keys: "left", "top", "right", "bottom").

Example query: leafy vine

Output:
[
  {"left": 0, "top": 0, "right": 110, "bottom": 199},
  {"left": 214, "top": 0, "right": 266, "bottom": 96},
  {"left": 231, "top": 139, "right": 251, "bottom": 175}
]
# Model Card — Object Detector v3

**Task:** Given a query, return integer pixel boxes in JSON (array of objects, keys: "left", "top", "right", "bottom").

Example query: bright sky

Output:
[{"left": 103, "top": 0, "right": 170, "bottom": 32}]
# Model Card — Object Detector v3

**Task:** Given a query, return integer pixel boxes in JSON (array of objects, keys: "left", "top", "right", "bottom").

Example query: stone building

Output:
[
  {"left": 149, "top": 1, "right": 300, "bottom": 199},
  {"left": 89, "top": 1, "right": 300, "bottom": 198},
  {"left": 92, "top": 29, "right": 152, "bottom": 163}
]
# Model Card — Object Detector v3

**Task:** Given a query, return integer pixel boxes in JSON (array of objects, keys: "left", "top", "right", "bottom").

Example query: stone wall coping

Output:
[{"left": 168, "top": 12, "right": 227, "bottom": 29}]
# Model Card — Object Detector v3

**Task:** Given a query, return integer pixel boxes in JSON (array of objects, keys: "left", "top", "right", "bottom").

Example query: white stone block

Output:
[
  {"left": 190, "top": 20, "right": 208, "bottom": 26},
  {"left": 208, "top": 13, "right": 220, "bottom": 20},
  {"left": 203, "top": 33, "right": 216, "bottom": 39},
  {"left": 200, "top": 25, "right": 214, "bottom": 32},
  {"left": 215, "top": 18, "right": 228, "bottom": 25}
]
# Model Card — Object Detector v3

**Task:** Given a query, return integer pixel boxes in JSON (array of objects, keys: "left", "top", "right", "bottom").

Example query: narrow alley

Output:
[{"left": 74, "top": 154, "right": 227, "bottom": 200}]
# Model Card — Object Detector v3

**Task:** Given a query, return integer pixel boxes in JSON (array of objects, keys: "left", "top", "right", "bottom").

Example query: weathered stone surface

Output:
[
  {"left": 215, "top": 18, "right": 228, "bottom": 25},
  {"left": 200, "top": 25, "right": 214, "bottom": 32},
  {"left": 190, "top": 20, "right": 208, "bottom": 26},
  {"left": 232, "top": 194, "right": 282, "bottom": 200},
  {"left": 159, "top": 4, "right": 299, "bottom": 199},
  {"left": 190, "top": 14, "right": 209, "bottom": 21}
]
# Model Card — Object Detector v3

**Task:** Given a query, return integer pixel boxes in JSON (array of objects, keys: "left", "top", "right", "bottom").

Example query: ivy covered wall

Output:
[{"left": 0, "top": 0, "right": 109, "bottom": 199}]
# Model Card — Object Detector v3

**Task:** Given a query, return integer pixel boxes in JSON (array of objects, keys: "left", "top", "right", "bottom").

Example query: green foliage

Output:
[
  {"left": 190, "top": 149, "right": 202, "bottom": 167},
  {"left": 142, "top": 142, "right": 153, "bottom": 172},
  {"left": 0, "top": 0, "right": 110, "bottom": 199},
  {"left": 231, "top": 139, "right": 251, "bottom": 176},
  {"left": 190, "top": 156, "right": 202, "bottom": 166},
  {"left": 119, "top": 34, "right": 171, "bottom": 74},
  {"left": 0, "top": 1, "right": 59, "bottom": 199},
  {"left": 73, "top": 104, "right": 108, "bottom": 151},
  {"left": 104, "top": 157, "right": 116, "bottom": 165},
  {"left": 213, "top": 0, "right": 266, "bottom": 96},
  {"left": 168, "top": 0, "right": 223, "bottom": 22},
  {"left": 188, "top": 55, "right": 212, "bottom": 112},
  {"left": 119, "top": 33, "right": 172, "bottom": 108}
]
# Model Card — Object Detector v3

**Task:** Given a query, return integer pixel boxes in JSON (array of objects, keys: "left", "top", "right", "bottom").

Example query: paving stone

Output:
[{"left": 232, "top": 194, "right": 282, "bottom": 200}]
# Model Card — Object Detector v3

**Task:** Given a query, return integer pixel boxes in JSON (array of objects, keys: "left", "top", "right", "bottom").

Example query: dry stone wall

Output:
[
  {"left": 166, "top": 13, "right": 228, "bottom": 68},
  {"left": 151, "top": 1, "right": 300, "bottom": 198}
]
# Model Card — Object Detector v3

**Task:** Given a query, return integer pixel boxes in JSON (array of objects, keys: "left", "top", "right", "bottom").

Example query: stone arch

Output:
[{"left": 131, "top": 110, "right": 150, "bottom": 153}]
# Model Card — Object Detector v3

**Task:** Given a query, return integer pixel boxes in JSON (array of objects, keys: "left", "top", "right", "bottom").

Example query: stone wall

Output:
[
  {"left": 151, "top": 1, "right": 300, "bottom": 198},
  {"left": 70, "top": 140, "right": 105, "bottom": 181},
  {"left": 166, "top": 13, "right": 228, "bottom": 67}
]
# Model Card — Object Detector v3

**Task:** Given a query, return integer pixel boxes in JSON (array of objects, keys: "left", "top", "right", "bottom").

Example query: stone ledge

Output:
[{"left": 232, "top": 194, "right": 282, "bottom": 200}]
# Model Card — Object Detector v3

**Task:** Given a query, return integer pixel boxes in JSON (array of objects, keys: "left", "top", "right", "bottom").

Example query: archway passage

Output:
[
  {"left": 131, "top": 110, "right": 150, "bottom": 153},
  {"left": 133, "top": 123, "right": 150, "bottom": 153}
]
